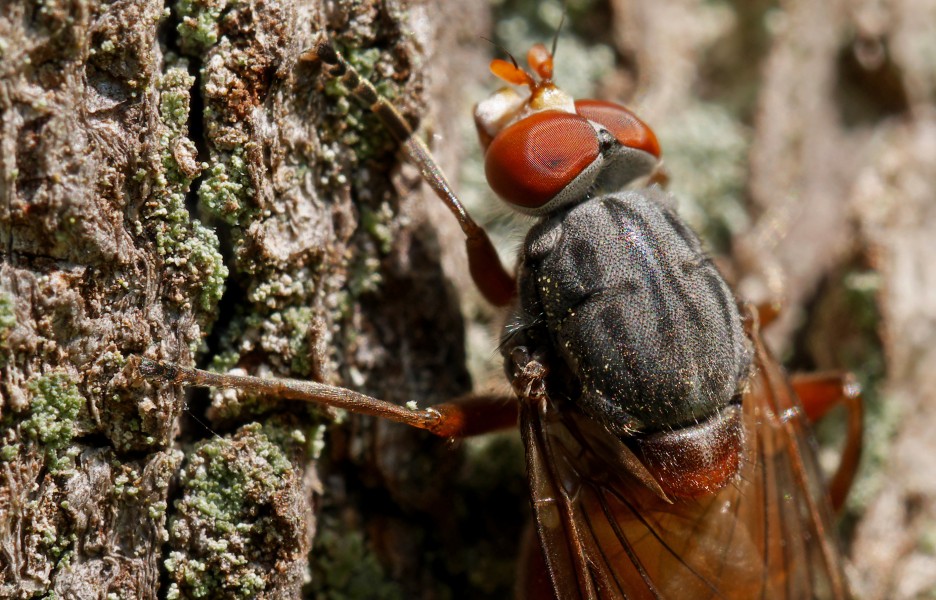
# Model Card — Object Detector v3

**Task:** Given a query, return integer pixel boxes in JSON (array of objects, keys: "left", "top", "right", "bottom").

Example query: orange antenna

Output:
[
  {"left": 481, "top": 36, "right": 537, "bottom": 89},
  {"left": 526, "top": 43, "right": 553, "bottom": 81},
  {"left": 490, "top": 58, "right": 537, "bottom": 88}
]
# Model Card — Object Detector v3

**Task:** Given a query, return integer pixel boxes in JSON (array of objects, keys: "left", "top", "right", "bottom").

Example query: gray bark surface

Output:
[{"left": 1, "top": 0, "right": 934, "bottom": 598}]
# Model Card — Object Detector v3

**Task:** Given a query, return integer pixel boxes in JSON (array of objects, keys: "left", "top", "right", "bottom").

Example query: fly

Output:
[{"left": 140, "top": 31, "right": 863, "bottom": 600}]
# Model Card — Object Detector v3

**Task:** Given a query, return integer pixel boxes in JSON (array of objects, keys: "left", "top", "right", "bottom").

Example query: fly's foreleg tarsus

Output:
[
  {"left": 300, "top": 35, "right": 516, "bottom": 307},
  {"left": 507, "top": 346, "right": 549, "bottom": 403},
  {"left": 792, "top": 371, "right": 864, "bottom": 513},
  {"left": 139, "top": 357, "right": 444, "bottom": 431},
  {"left": 137, "top": 357, "right": 516, "bottom": 439}
]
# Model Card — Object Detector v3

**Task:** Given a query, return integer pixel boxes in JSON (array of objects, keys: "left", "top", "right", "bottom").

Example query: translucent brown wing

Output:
[{"left": 519, "top": 325, "right": 851, "bottom": 600}]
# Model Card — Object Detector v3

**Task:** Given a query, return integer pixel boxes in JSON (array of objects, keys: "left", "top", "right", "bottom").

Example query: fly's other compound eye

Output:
[
  {"left": 484, "top": 111, "right": 599, "bottom": 210},
  {"left": 574, "top": 99, "right": 661, "bottom": 159},
  {"left": 483, "top": 100, "right": 663, "bottom": 213}
]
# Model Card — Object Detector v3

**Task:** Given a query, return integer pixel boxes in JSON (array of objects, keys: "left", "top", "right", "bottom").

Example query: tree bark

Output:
[
  {"left": 0, "top": 0, "right": 490, "bottom": 597},
  {"left": 2, "top": 0, "right": 935, "bottom": 598}
]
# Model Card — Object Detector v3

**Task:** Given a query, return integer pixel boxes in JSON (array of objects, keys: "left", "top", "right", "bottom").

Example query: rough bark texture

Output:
[{"left": 0, "top": 0, "right": 933, "bottom": 598}]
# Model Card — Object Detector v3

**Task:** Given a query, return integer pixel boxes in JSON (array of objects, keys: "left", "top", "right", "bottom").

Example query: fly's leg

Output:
[
  {"left": 301, "top": 36, "right": 516, "bottom": 307},
  {"left": 506, "top": 346, "right": 549, "bottom": 403},
  {"left": 754, "top": 301, "right": 783, "bottom": 329},
  {"left": 138, "top": 358, "right": 517, "bottom": 439},
  {"left": 792, "top": 371, "right": 864, "bottom": 513},
  {"left": 427, "top": 394, "right": 520, "bottom": 437},
  {"left": 647, "top": 164, "right": 671, "bottom": 188},
  {"left": 752, "top": 301, "right": 863, "bottom": 512}
]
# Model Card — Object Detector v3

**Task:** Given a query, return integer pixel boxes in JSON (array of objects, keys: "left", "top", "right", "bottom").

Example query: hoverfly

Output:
[{"left": 141, "top": 30, "right": 864, "bottom": 600}]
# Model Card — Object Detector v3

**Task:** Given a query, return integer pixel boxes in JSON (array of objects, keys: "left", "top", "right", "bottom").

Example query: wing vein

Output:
[
  {"left": 602, "top": 484, "right": 725, "bottom": 597},
  {"left": 591, "top": 483, "right": 662, "bottom": 599}
]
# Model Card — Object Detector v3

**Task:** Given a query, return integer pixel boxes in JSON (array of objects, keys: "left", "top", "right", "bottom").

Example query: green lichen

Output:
[
  {"left": 96, "top": 350, "right": 127, "bottom": 372},
  {"left": 159, "top": 69, "right": 196, "bottom": 133},
  {"left": 0, "top": 443, "right": 19, "bottom": 461},
  {"left": 208, "top": 350, "right": 241, "bottom": 373},
  {"left": 246, "top": 272, "right": 311, "bottom": 307},
  {"left": 0, "top": 291, "right": 16, "bottom": 368},
  {"left": 308, "top": 423, "right": 327, "bottom": 461},
  {"left": 360, "top": 202, "right": 395, "bottom": 255},
  {"left": 284, "top": 307, "right": 315, "bottom": 376},
  {"left": 319, "top": 46, "right": 401, "bottom": 164},
  {"left": 0, "top": 292, "right": 17, "bottom": 331},
  {"left": 198, "top": 146, "right": 255, "bottom": 226},
  {"left": 148, "top": 499, "right": 169, "bottom": 520},
  {"left": 658, "top": 103, "right": 750, "bottom": 253},
  {"left": 21, "top": 372, "right": 83, "bottom": 473},
  {"left": 347, "top": 256, "right": 382, "bottom": 299},
  {"left": 257, "top": 419, "right": 319, "bottom": 461},
  {"left": 192, "top": 29, "right": 259, "bottom": 232},
  {"left": 307, "top": 516, "right": 405, "bottom": 600},
  {"left": 241, "top": 307, "right": 317, "bottom": 377},
  {"left": 346, "top": 202, "right": 394, "bottom": 299},
  {"left": 175, "top": 0, "right": 229, "bottom": 52},
  {"left": 33, "top": 519, "right": 76, "bottom": 572},
  {"left": 145, "top": 61, "right": 228, "bottom": 315},
  {"left": 165, "top": 423, "right": 304, "bottom": 599}
]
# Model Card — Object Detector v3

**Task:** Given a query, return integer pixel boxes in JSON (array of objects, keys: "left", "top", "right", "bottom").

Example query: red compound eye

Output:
[
  {"left": 485, "top": 111, "right": 599, "bottom": 209},
  {"left": 575, "top": 99, "right": 661, "bottom": 158}
]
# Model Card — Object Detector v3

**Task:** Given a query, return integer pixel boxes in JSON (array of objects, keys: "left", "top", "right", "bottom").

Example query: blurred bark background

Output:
[{"left": 1, "top": 0, "right": 934, "bottom": 598}]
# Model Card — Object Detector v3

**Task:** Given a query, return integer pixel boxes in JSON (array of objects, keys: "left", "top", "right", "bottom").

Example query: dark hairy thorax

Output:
[{"left": 504, "top": 187, "right": 752, "bottom": 437}]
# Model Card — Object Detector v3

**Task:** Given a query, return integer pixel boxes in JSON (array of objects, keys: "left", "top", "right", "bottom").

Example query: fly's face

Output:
[{"left": 472, "top": 44, "right": 661, "bottom": 215}]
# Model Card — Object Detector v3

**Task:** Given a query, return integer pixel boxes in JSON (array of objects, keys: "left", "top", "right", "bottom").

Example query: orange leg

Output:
[
  {"left": 428, "top": 394, "right": 519, "bottom": 437},
  {"left": 792, "top": 371, "right": 864, "bottom": 513},
  {"left": 754, "top": 301, "right": 783, "bottom": 329},
  {"left": 647, "top": 164, "right": 670, "bottom": 188}
]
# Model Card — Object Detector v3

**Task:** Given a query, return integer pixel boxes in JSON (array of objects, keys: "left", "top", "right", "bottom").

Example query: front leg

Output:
[
  {"left": 507, "top": 346, "right": 549, "bottom": 404},
  {"left": 137, "top": 357, "right": 519, "bottom": 439}
]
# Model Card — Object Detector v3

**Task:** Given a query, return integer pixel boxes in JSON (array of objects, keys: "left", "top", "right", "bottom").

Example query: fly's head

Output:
[{"left": 474, "top": 43, "right": 662, "bottom": 216}]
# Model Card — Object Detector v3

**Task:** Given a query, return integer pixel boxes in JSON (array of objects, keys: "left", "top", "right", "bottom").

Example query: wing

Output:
[{"left": 518, "top": 325, "right": 851, "bottom": 600}]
